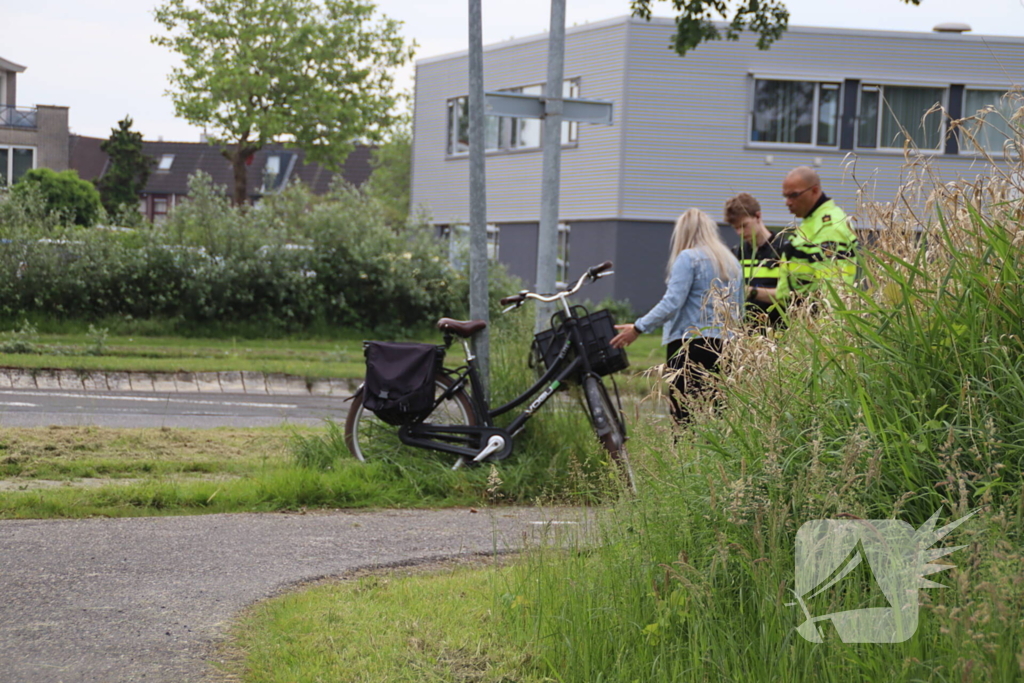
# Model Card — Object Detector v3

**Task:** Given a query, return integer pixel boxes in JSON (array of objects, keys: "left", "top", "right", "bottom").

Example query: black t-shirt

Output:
[{"left": 732, "top": 231, "right": 791, "bottom": 326}]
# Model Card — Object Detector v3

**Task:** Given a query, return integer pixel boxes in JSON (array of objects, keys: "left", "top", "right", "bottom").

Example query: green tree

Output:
[
  {"left": 630, "top": 0, "right": 920, "bottom": 56},
  {"left": 12, "top": 168, "right": 102, "bottom": 227},
  {"left": 96, "top": 116, "right": 153, "bottom": 223},
  {"left": 363, "top": 125, "right": 411, "bottom": 230},
  {"left": 152, "top": 0, "right": 414, "bottom": 206}
]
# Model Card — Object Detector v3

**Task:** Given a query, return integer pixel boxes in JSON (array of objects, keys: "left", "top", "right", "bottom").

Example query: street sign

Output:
[{"left": 484, "top": 91, "right": 613, "bottom": 125}]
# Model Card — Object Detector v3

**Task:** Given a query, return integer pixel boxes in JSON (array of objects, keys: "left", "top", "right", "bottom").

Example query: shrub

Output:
[{"left": 11, "top": 168, "right": 102, "bottom": 227}]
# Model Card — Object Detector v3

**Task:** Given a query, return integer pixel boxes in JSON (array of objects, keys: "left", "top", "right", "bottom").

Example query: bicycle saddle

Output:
[{"left": 436, "top": 318, "right": 487, "bottom": 338}]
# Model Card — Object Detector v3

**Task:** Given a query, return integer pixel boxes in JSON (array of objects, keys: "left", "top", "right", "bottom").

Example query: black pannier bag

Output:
[
  {"left": 362, "top": 342, "right": 441, "bottom": 426},
  {"left": 532, "top": 306, "right": 629, "bottom": 378}
]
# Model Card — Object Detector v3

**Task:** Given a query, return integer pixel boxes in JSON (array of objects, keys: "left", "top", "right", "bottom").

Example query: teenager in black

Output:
[{"left": 724, "top": 193, "right": 790, "bottom": 328}]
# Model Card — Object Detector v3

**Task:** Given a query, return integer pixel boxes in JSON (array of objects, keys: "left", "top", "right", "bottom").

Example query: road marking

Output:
[
  {"left": 0, "top": 402, "right": 37, "bottom": 407},
  {"left": 0, "top": 390, "right": 298, "bottom": 410}
]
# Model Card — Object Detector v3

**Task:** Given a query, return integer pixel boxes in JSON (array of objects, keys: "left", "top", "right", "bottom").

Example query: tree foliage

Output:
[
  {"left": 630, "top": 0, "right": 921, "bottom": 56},
  {"left": 96, "top": 116, "right": 153, "bottom": 223},
  {"left": 11, "top": 168, "right": 102, "bottom": 227},
  {"left": 364, "top": 125, "right": 412, "bottom": 230},
  {"left": 152, "top": 0, "right": 414, "bottom": 205}
]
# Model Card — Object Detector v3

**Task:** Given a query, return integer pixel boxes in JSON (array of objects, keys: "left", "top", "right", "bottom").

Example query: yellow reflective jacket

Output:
[{"left": 775, "top": 199, "right": 858, "bottom": 305}]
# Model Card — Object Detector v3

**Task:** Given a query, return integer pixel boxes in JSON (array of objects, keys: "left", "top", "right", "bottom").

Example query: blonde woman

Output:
[{"left": 610, "top": 208, "right": 742, "bottom": 423}]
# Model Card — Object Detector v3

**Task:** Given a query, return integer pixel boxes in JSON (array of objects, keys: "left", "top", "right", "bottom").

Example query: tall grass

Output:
[{"left": 499, "top": 150, "right": 1024, "bottom": 680}]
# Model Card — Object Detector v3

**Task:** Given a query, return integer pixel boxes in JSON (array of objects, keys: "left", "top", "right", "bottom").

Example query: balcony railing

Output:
[{"left": 0, "top": 105, "right": 37, "bottom": 129}]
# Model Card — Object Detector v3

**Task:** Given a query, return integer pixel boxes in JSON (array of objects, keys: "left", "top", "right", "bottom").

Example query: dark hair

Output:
[{"left": 724, "top": 193, "right": 761, "bottom": 223}]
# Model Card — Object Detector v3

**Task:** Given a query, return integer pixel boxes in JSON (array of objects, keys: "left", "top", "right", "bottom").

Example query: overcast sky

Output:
[{"left": 4, "top": 0, "right": 1022, "bottom": 142}]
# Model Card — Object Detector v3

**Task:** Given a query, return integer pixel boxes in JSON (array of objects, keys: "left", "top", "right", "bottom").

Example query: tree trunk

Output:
[{"left": 223, "top": 145, "right": 259, "bottom": 207}]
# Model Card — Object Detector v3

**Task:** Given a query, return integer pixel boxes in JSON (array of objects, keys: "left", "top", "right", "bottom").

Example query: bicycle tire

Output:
[
  {"left": 344, "top": 373, "right": 477, "bottom": 463},
  {"left": 582, "top": 375, "right": 635, "bottom": 491}
]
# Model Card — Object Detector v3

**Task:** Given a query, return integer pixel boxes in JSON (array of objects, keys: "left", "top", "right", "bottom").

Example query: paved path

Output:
[{"left": 0, "top": 507, "right": 589, "bottom": 683}]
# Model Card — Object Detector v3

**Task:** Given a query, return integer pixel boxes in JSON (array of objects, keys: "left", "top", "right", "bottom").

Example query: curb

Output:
[{"left": 0, "top": 368, "right": 362, "bottom": 396}]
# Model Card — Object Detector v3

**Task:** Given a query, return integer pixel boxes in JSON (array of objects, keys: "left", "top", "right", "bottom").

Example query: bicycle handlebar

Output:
[{"left": 501, "top": 260, "right": 614, "bottom": 311}]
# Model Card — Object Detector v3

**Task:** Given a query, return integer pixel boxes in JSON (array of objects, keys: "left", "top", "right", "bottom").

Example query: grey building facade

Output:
[{"left": 410, "top": 17, "right": 1024, "bottom": 311}]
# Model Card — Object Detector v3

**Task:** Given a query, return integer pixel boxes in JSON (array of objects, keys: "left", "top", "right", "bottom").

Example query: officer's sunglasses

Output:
[{"left": 783, "top": 186, "right": 815, "bottom": 201}]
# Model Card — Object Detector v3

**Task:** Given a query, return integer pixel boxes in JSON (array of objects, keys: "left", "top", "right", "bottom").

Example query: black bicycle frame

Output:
[{"left": 397, "top": 314, "right": 597, "bottom": 459}]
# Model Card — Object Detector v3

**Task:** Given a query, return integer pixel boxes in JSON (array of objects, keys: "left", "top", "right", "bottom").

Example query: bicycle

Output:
[{"left": 344, "top": 260, "right": 634, "bottom": 488}]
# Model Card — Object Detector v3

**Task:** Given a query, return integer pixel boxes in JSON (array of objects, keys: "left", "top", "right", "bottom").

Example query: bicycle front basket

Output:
[{"left": 532, "top": 306, "right": 629, "bottom": 378}]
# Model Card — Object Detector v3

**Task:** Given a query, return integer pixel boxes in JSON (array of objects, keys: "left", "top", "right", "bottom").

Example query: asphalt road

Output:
[
  {"left": 0, "top": 507, "right": 589, "bottom": 683},
  {"left": 0, "top": 388, "right": 349, "bottom": 428}
]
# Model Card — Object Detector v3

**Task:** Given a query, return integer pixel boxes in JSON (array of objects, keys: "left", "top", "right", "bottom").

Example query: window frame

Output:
[
  {"left": 747, "top": 76, "right": 843, "bottom": 150},
  {"left": 959, "top": 87, "right": 1018, "bottom": 158},
  {"left": 854, "top": 82, "right": 948, "bottom": 153},
  {"left": 445, "top": 78, "right": 582, "bottom": 158},
  {"left": 442, "top": 223, "right": 500, "bottom": 269},
  {"left": 0, "top": 145, "right": 36, "bottom": 187},
  {"left": 555, "top": 222, "right": 570, "bottom": 289}
]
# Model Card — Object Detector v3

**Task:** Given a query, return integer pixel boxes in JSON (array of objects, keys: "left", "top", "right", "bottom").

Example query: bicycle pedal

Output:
[{"left": 473, "top": 435, "right": 507, "bottom": 462}]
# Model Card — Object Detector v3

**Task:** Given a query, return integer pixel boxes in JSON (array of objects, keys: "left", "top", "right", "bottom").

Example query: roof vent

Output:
[{"left": 933, "top": 22, "right": 972, "bottom": 33}]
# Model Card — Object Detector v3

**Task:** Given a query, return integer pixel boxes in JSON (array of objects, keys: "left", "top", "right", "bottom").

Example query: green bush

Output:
[
  {"left": 0, "top": 171, "right": 525, "bottom": 335},
  {"left": 11, "top": 168, "right": 102, "bottom": 227}
]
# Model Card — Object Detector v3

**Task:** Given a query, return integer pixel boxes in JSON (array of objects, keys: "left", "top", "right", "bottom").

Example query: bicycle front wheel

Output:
[
  {"left": 344, "top": 374, "right": 477, "bottom": 463},
  {"left": 582, "top": 375, "right": 635, "bottom": 490}
]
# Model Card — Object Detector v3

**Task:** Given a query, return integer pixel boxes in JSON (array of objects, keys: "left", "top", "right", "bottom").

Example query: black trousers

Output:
[{"left": 665, "top": 336, "right": 724, "bottom": 424}]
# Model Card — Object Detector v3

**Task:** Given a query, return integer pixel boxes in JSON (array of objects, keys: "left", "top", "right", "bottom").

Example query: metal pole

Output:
[
  {"left": 534, "top": 0, "right": 566, "bottom": 332},
  {"left": 467, "top": 0, "right": 490, "bottom": 399}
]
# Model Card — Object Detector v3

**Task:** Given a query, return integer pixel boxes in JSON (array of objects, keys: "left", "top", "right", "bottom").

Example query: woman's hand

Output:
[{"left": 610, "top": 324, "right": 640, "bottom": 349}]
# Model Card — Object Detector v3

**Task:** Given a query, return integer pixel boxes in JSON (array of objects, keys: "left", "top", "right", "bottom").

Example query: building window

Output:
[
  {"left": 443, "top": 224, "right": 499, "bottom": 269},
  {"left": 556, "top": 223, "right": 570, "bottom": 288},
  {"left": 561, "top": 80, "right": 580, "bottom": 145},
  {"left": 152, "top": 196, "right": 170, "bottom": 225},
  {"left": 750, "top": 79, "right": 840, "bottom": 146},
  {"left": 0, "top": 146, "right": 35, "bottom": 186},
  {"left": 446, "top": 79, "right": 580, "bottom": 156},
  {"left": 157, "top": 154, "right": 175, "bottom": 171},
  {"left": 262, "top": 155, "right": 282, "bottom": 192},
  {"left": 858, "top": 85, "right": 945, "bottom": 150},
  {"left": 961, "top": 89, "right": 1018, "bottom": 155}
]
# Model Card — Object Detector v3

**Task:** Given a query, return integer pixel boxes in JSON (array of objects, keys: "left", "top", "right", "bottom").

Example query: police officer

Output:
[
  {"left": 724, "top": 192, "right": 789, "bottom": 328},
  {"left": 749, "top": 167, "right": 858, "bottom": 312}
]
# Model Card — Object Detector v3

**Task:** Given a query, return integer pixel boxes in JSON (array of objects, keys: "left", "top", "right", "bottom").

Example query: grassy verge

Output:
[
  {"left": 218, "top": 560, "right": 543, "bottom": 683},
  {"left": 0, "top": 326, "right": 665, "bottom": 379}
]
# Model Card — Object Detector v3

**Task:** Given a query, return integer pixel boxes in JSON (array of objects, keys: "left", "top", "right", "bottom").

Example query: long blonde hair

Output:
[{"left": 666, "top": 208, "right": 740, "bottom": 282}]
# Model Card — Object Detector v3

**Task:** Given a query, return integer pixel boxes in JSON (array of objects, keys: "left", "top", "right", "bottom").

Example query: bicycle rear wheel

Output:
[
  {"left": 344, "top": 374, "right": 477, "bottom": 463},
  {"left": 582, "top": 375, "right": 635, "bottom": 491}
]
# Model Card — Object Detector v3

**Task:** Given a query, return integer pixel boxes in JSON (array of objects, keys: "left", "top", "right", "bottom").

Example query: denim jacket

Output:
[{"left": 634, "top": 248, "right": 742, "bottom": 345}]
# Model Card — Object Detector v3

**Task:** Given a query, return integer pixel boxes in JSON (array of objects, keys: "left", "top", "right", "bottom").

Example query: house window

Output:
[
  {"left": 556, "top": 223, "right": 570, "bottom": 288},
  {"left": 750, "top": 79, "right": 840, "bottom": 146},
  {"left": 262, "top": 155, "right": 282, "bottom": 192},
  {"left": 443, "top": 224, "right": 499, "bottom": 269},
  {"left": 446, "top": 79, "right": 580, "bottom": 156},
  {"left": 152, "top": 196, "right": 170, "bottom": 225},
  {"left": 157, "top": 154, "right": 175, "bottom": 171},
  {"left": 0, "top": 146, "right": 35, "bottom": 186},
  {"left": 962, "top": 89, "right": 1018, "bottom": 155},
  {"left": 858, "top": 85, "right": 945, "bottom": 150}
]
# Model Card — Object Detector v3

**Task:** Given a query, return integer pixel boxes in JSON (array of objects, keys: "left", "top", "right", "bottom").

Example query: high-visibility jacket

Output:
[
  {"left": 733, "top": 231, "right": 790, "bottom": 325},
  {"left": 775, "top": 199, "right": 858, "bottom": 305}
]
